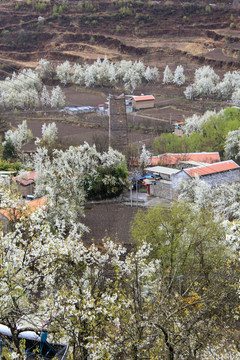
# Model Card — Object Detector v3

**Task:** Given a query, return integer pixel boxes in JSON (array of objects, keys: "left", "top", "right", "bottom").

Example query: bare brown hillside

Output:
[{"left": 0, "top": 0, "right": 240, "bottom": 73}]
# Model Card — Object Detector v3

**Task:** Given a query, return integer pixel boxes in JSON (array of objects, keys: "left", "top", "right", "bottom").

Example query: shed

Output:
[
  {"left": 13, "top": 171, "right": 37, "bottom": 197},
  {"left": 132, "top": 95, "right": 155, "bottom": 110},
  {"left": 145, "top": 166, "right": 180, "bottom": 200},
  {"left": 172, "top": 160, "right": 240, "bottom": 190}
]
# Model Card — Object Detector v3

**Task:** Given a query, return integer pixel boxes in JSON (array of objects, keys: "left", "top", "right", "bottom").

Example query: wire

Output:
[{"left": 0, "top": 60, "right": 42, "bottom": 84}]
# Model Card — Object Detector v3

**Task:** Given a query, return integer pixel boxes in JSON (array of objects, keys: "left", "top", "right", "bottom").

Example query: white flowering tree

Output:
[
  {"left": 40, "top": 85, "right": 50, "bottom": 108},
  {"left": 33, "top": 144, "right": 99, "bottom": 231},
  {"left": 1, "top": 185, "right": 239, "bottom": 359},
  {"left": 232, "top": 88, "right": 240, "bottom": 106},
  {"left": 50, "top": 86, "right": 66, "bottom": 108},
  {"left": 72, "top": 63, "right": 85, "bottom": 85},
  {"left": 182, "top": 109, "right": 223, "bottom": 135},
  {"left": 0, "top": 190, "right": 85, "bottom": 355},
  {"left": 224, "top": 128, "right": 240, "bottom": 161},
  {"left": 0, "top": 69, "right": 42, "bottom": 110},
  {"left": 3, "top": 120, "right": 33, "bottom": 151},
  {"left": 37, "top": 58, "right": 54, "bottom": 81},
  {"left": 216, "top": 71, "right": 240, "bottom": 100},
  {"left": 184, "top": 65, "right": 219, "bottom": 99},
  {"left": 163, "top": 65, "right": 173, "bottom": 84},
  {"left": 178, "top": 176, "right": 240, "bottom": 222},
  {"left": 56, "top": 60, "right": 72, "bottom": 85},
  {"left": 41, "top": 122, "right": 58, "bottom": 145},
  {"left": 53, "top": 57, "right": 158, "bottom": 90},
  {"left": 139, "top": 144, "right": 151, "bottom": 170},
  {"left": 173, "top": 65, "right": 185, "bottom": 86}
]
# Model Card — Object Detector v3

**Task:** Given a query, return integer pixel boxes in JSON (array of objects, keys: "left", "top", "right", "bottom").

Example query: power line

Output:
[{"left": 0, "top": 60, "right": 42, "bottom": 84}]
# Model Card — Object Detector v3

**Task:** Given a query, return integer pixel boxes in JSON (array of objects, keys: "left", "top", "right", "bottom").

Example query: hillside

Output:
[{"left": 0, "top": 0, "right": 240, "bottom": 75}]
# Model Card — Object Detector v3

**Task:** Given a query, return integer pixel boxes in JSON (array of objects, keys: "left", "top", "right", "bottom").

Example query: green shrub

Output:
[
  {"left": 34, "top": 1, "right": 47, "bottom": 12},
  {"left": 116, "top": 24, "right": 122, "bottom": 32},
  {"left": 119, "top": 6, "right": 132, "bottom": 17},
  {"left": 205, "top": 5, "right": 211, "bottom": 14}
]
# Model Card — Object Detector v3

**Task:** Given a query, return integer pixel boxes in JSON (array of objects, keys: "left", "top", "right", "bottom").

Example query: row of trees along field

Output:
[
  {"left": 2, "top": 59, "right": 240, "bottom": 111},
  {"left": 153, "top": 107, "right": 240, "bottom": 160}
]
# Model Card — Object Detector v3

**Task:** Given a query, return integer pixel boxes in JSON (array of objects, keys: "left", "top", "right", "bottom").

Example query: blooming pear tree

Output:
[
  {"left": 37, "top": 58, "right": 54, "bottom": 81},
  {"left": 232, "top": 88, "right": 240, "bottom": 106},
  {"left": 182, "top": 109, "right": 224, "bottom": 135},
  {"left": 184, "top": 65, "right": 219, "bottom": 99},
  {"left": 224, "top": 128, "right": 240, "bottom": 161},
  {"left": 139, "top": 144, "right": 152, "bottom": 170},
  {"left": 0, "top": 69, "right": 42, "bottom": 110},
  {"left": 40, "top": 85, "right": 50, "bottom": 108},
  {"left": 173, "top": 65, "right": 185, "bottom": 86},
  {"left": 0, "top": 189, "right": 82, "bottom": 350},
  {"left": 53, "top": 57, "right": 159, "bottom": 91},
  {"left": 50, "top": 86, "right": 66, "bottom": 108},
  {"left": 3, "top": 120, "right": 33, "bottom": 151},
  {"left": 178, "top": 176, "right": 240, "bottom": 222},
  {"left": 163, "top": 65, "right": 173, "bottom": 84},
  {"left": 32, "top": 143, "right": 128, "bottom": 229},
  {"left": 41, "top": 122, "right": 58, "bottom": 145},
  {"left": 56, "top": 60, "right": 72, "bottom": 85}
]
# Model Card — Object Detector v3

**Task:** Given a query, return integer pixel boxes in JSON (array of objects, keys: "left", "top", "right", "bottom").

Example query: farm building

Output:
[
  {"left": 0, "top": 197, "right": 46, "bottom": 232},
  {"left": 132, "top": 95, "right": 155, "bottom": 110},
  {"left": 145, "top": 165, "right": 180, "bottom": 200},
  {"left": 13, "top": 170, "right": 37, "bottom": 197},
  {"left": 130, "top": 152, "right": 220, "bottom": 168},
  {"left": 150, "top": 152, "right": 221, "bottom": 168},
  {"left": 172, "top": 160, "right": 240, "bottom": 190}
]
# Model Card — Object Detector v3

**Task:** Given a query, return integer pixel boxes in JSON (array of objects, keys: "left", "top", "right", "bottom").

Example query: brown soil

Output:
[
  {"left": 82, "top": 201, "right": 139, "bottom": 248},
  {"left": 0, "top": 0, "right": 239, "bottom": 74}
]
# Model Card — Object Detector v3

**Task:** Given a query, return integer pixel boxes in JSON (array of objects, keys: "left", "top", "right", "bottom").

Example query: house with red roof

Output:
[
  {"left": 132, "top": 95, "right": 155, "bottom": 110},
  {"left": 172, "top": 160, "right": 240, "bottom": 190},
  {"left": 151, "top": 152, "right": 220, "bottom": 167},
  {"left": 13, "top": 171, "right": 37, "bottom": 198},
  {"left": 0, "top": 197, "right": 46, "bottom": 232}
]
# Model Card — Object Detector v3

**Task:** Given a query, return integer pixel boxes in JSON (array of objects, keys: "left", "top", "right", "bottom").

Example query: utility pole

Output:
[{"left": 108, "top": 94, "right": 111, "bottom": 148}]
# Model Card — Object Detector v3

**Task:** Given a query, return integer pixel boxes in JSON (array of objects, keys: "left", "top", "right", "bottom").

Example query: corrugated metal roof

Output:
[
  {"left": 145, "top": 166, "right": 180, "bottom": 175},
  {"left": 133, "top": 95, "right": 155, "bottom": 102},
  {"left": 151, "top": 152, "right": 220, "bottom": 166},
  {"left": 185, "top": 160, "right": 240, "bottom": 177}
]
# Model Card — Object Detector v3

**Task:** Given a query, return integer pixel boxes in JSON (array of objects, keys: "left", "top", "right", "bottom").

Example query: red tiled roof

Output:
[
  {"left": 151, "top": 152, "right": 220, "bottom": 166},
  {"left": 133, "top": 95, "right": 155, "bottom": 102},
  {"left": 13, "top": 171, "right": 37, "bottom": 186},
  {"left": 0, "top": 198, "right": 46, "bottom": 221},
  {"left": 185, "top": 160, "right": 239, "bottom": 177}
]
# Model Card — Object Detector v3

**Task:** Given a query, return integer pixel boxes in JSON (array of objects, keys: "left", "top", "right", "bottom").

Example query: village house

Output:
[
  {"left": 143, "top": 160, "right": 240, "bottom": 201},
  {"left": 13, "top": 170, "right": 37, "bottom": 198},
  {"left": 130, "top": 152, "right": 220, "bottom": 168},
  {"left": 144, "top": 165, "right": 180, "bottom": 200},
  {"left": 172, "top": 160, "right": 240, "bottom": 191},
  {"left": 0, "top": 197, "right": 46, "bottom": 232},
  {"left": 132, "top": 95, "right": 155, "bottom": 110},
  {"left": 150, "top": 152, "right": 221, "bottom": 168}
]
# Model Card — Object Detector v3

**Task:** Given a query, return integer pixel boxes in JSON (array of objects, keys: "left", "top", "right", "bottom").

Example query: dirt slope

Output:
[{"left": 0, "top": 0, "right": 239, "bottom": 73}]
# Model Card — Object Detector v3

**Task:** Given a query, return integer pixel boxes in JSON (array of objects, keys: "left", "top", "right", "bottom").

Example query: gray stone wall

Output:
[
  {"left": 172, "top": 168, "right": 240, "bottom": 189},
  {"left": 199, "top": 168, "right": 240, "bottom": 187},
  {"left": 150, "top": 180, "right": 173, "bottom": 200}
]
